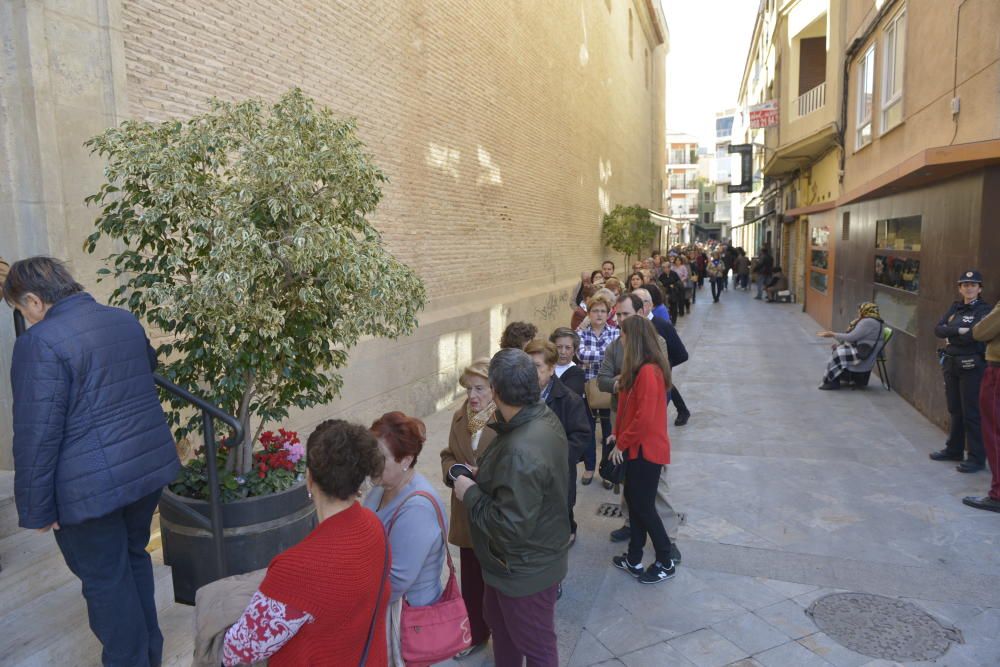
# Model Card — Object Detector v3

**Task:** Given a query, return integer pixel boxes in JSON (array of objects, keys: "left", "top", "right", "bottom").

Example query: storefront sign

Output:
[{"left": 749, "top": 101, "right": 779, "bottom": 129}]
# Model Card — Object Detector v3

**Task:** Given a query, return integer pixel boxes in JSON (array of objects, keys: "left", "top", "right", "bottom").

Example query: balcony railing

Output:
[{"left": 796, "top": 81, "right": 826, "bottom": 118}]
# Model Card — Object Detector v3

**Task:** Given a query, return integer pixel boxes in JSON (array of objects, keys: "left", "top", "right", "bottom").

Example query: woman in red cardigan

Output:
[
  {"left": 222, "top": 420, "right": 391, "bottom": 666},
  {"left": 607, "top": 316, "right": 676, "bottom": 585}
]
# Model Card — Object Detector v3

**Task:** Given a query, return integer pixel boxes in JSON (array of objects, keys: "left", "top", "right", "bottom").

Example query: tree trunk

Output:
[{"left": 235, "top": 373, "right": 256, "bottom": 476}]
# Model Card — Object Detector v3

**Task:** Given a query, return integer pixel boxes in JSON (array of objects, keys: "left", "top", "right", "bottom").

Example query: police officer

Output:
[{"left": 930, "top": 270, "right": 993, "bottom": 472}]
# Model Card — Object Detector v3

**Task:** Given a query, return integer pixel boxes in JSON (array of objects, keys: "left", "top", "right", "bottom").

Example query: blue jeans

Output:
[{"left": 54, "top": 489, "right": 164, "bottom": 667}]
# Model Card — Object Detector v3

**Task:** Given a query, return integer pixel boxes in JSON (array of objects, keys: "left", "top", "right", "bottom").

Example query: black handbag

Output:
[{"left": 599, "top": 456, "right": 625, "bottom": 485}]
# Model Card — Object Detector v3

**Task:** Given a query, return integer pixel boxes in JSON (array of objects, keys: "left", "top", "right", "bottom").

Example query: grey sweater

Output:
[{"left": 834, "top": 317, "right": 882, "bottom": 346}]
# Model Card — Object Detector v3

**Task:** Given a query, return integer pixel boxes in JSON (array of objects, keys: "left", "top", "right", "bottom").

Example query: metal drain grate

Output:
[
  {"left": 596, "top": 503, "right": 622, "bottom": 518},
  {"left": 806, "top": 593, "right": 963, "bottom": 661}
]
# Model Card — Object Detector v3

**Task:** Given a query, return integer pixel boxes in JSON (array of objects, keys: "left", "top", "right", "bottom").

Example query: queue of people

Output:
[{"left": 7, "top": 248, "right": 1000, "bottom": 667}]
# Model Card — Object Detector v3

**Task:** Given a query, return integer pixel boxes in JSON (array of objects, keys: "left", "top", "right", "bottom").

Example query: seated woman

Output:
[
  {"left": 363, "top": 412, "right": 448, "bottom": 665},
  {"left": 222, "top": 420, "right": 389, "bottom": 666},
  {"left": 816, "top": 302, "right": 884, "bottom": 390},
  {"left": 764, "top": 267, "right": 789, "bottom": 301}
]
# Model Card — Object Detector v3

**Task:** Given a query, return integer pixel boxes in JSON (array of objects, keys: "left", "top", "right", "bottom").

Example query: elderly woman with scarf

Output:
[
  {"left": 439, "top": 359, "right": 496, "bottom": 658},
  {"left": 816, "top": 302, "right": 884, "bottom": 390}
]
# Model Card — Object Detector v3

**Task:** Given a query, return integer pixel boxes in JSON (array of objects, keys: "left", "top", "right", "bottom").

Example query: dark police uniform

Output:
[{"left": 932, "top": 270, "right": 993, "bottom": 471}]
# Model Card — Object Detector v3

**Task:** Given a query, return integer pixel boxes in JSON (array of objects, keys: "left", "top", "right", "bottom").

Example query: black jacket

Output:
[
  {"left": 935, "top": 298, "right": 993, "bottom": 356},
  {"left": 557, "top": 364, "right": 586, "bottom": 397},
  {"left": 544, "top": 377, "right": 591, "bottom": 460},
  {"left": 658, "top": 271, "right": 685, "bottom": 305},
  {"left": 650, "top": 316, "right": 689, "bottom": 367}
]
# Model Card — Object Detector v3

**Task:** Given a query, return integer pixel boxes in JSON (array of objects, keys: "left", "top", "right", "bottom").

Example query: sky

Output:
[{"left": 661, "top": 0, "right": 761, "bottom": 147}]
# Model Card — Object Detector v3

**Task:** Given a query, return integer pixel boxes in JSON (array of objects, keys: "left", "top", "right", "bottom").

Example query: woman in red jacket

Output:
[
  {"left": 222, "top": 420, "right": 391, "bottom": 666},
  {"left": 607, "top": 316, "right": 676, "bottom": 585}
]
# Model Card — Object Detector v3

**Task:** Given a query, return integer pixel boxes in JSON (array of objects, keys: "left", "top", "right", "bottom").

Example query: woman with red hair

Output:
[{"left": 363, "top": 412, "right": 448, "bottom": 666}]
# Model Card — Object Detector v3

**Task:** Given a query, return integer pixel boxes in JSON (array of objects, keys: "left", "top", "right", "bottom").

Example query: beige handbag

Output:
[{"left": 585, "top": 377, "right": 612, "bottom": 410}]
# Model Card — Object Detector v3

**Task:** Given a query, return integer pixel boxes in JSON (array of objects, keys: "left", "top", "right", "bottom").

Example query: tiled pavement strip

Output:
[
  {"left": 430, "top": 284, "right": 1000, "bottom": 667},
  {"left": 5, "top": 283, "right": 999, "bottom": 666}
]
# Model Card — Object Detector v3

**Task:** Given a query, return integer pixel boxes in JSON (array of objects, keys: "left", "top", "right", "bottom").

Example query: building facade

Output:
[
  {"left": 734, "top": 0, "right": 1000, "bottom": 427},
  {"left": 713, "top": 110, "right": 737, "bottom": 241},
  {"left": 664, "top": 132, "right": 701, "bottom": 244},
  {"left": 0, "top": 0, "right": 669, "bottom": 468}
]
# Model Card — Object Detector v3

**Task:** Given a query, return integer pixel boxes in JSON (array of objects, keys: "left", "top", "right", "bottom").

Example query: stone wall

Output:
[{"left": 0, "top": 0, "right": 666, "bottom": 468}]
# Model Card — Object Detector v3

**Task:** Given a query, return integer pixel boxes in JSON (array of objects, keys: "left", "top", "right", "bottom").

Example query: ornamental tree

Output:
[
  {"left": 601, "top": 204, "right": 658, "bottom": 267},
  {"left": 84, "top": 89, "right": 425, "bottom": 477}
]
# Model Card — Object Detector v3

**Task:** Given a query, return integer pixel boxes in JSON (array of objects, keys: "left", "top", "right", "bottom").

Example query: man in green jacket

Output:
[{"left": 455, "top": 348, "right": 569, "bottom": 667}]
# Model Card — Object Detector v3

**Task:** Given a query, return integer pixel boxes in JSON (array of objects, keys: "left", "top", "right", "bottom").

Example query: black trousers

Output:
[
  {"left": 567, "top": 444, "right": 583, "bottom": 534},
  {"left": 711, "top": 277, "right": 724, "bottom": 301},
  {"left": 624, "top": 455, "right": 672, "bottom": 564},
  {"left": 943, "top": 356, "right": 986, "bottom": 465},
  {"left": 670, "top": 385, "right": 689, "bottom": 415}
]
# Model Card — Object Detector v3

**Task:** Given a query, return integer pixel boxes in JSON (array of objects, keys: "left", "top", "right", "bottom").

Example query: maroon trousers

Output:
[
  {"left": 459, "top": 547, "right": 490, "bottom": 645},
  {"left": 482, "top": 583, "right": 559, "bottom": 667},
  {"left": 980, "top": 366, "right": 1000, "bottom": 500}
]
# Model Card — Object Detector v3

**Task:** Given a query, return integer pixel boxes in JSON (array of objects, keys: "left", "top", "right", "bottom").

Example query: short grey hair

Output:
[
  {"left": 3, "top": 256, "right": 83, "bottom": 306},
  {"left": 488, "top": 348, "right": 541, "bottom": 407}
]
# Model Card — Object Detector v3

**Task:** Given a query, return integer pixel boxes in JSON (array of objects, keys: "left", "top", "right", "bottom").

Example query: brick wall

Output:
[{"left": 121, "top": 0, "right": 664, "bottom": 306}]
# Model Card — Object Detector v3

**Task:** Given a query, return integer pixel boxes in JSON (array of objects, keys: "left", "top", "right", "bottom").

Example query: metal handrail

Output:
[{"left": 13, "top": 310, "right": 242, "bottom": 582}]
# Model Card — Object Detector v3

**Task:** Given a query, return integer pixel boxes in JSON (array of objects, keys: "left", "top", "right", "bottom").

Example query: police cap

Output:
[{"left": 957, "top": 269, "right": 983, "bottom": 284}]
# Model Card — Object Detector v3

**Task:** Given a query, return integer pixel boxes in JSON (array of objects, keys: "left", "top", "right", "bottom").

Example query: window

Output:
[
  {"left": 874, "top": 287, "right": 917, "bottom": 335},
  {"left": 875, "top": 255, "right": 920, "bottom": 293},
  {"left": 856, "top": 46, "right": 875, "bottom": 149},
  {"left": 811, "top": 250, "right": 829, "bottom": 269},
  {"left": 703, "top": 212, "right": 713, "bottom": 225},
  {"left": 810, "top": 271, "right": 828, "bottom": 293},
  {"left": 881, "top": 9, "right": 906, "bottom": 132},
  {"left": 876, "top": 215, "right": 921, "bottom": 250}
]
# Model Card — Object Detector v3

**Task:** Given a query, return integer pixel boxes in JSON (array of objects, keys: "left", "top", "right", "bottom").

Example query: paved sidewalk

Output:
[{"left": 420, "top": 283, "right": 1000, "bottom": 667}]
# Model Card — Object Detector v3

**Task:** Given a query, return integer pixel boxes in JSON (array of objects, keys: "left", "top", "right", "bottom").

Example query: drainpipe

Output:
[{"left": 837, "top": 0, "right": 903, "bottom": 183}]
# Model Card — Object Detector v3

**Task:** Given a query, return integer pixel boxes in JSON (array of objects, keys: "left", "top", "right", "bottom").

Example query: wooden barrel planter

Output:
[{"left": 159, "top": 482, "right": 316, "bottom": 605}]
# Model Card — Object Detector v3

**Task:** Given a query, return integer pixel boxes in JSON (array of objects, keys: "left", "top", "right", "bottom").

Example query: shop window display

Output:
[{"left": 875, "top": 254, "right": 920, "bottom": 293}]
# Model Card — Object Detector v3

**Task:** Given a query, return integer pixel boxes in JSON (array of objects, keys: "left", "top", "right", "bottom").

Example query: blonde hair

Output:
[
  {"left": 459, "top": 358, "right": 491, "bottom": 388},
  {"left": 587, "top": 293, "right": 614, "bottom": 313}
]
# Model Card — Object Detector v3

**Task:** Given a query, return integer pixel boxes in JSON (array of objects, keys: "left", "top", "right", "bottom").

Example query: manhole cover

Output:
[
  {"left": 806, "top": 593, "right": 962, "bottom": 661},
  {"left": 596, "top": 502, "right": 622, "bottom": 518}
]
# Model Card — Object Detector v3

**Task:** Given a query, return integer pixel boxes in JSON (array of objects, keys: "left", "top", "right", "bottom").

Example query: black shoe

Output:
[
  {"left": 602, "top": 479, "right": 614, "bottom": 490},
  {"left": 612, "top": 554, "right": 644, "bottom": 577},
  {"left": 962, "top": 496, "right": 1000, "bottom": 513},
  {"left": 581, "top": 473, "right": 594, "bottom": 486},
  {"left": 638, "top": 560, "right": 676, "bottom": 584},
  {"left": 610, "top": 525, "right": 631, "bottom": 542},
  {"left": 818, "top": 380, "right": 841, "bottom": 390},
  {"left": 929, "top": 449, "right": 964, "bottom": 462},
  {"left": 674, "top": 411, "right": 690, "bottom": 426},
  {"left": 670, "top": 543, "right": 682, "bottom": 565},
  {"left": 957, "top": 461, "right": 985, "bottom": 473}
]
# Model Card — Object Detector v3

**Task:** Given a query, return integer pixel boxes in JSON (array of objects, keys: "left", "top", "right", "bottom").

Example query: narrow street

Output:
[
  {"left": 2, "top": 283, "right": 998, "bottom": 666},
  {"left": 426, "top": 284, "right": 1000, "bottom": 667}
]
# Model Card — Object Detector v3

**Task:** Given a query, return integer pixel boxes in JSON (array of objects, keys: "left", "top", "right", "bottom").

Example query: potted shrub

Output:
[{"left": 84, "top": 89, "right": 425, "bottom": 602}]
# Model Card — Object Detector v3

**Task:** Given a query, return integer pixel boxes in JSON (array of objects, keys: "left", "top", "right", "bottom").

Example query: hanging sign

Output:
[{"left": 749, "top": 100, "right": 779, "bottom": 129}]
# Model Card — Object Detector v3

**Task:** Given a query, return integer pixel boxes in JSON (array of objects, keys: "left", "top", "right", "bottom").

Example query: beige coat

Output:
[
  {"left": 192, "top": 569, "right": 267, "bottom": 667},
  {"left": 440, "top": 401, "right": 496, "bottom": 548},
  {"left": 974, "top": 302, "right": 1000, "bottom": 362}
]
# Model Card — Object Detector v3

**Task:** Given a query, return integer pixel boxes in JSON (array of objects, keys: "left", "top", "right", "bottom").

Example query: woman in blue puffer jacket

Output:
[{"left": 4, "top": 256, "right": 180, "bottom": 667}]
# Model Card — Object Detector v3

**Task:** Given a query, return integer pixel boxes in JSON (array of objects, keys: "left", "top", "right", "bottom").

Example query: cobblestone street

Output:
[{"left": 424, "top": 286, "right": 1000, "bottom": 667}]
